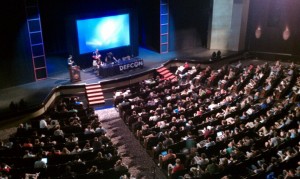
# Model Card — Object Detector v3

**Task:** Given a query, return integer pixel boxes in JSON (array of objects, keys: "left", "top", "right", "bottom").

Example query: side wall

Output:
[
  {"left": 246, "top": 0, "right": 300, "bottom": 55},
  {"left": 0, "top": 1, "right": 35, "bottom": 89},
  {"left": 208, "top": 0, "right": 249, "bottom": 51}
]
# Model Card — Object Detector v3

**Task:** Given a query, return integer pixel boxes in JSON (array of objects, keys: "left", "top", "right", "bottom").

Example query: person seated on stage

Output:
[
  {"left": 68, "top": 55, "right": 74, "bottom": 67},
  {"left": 105, "top": 52, "right": 117, "bottom": 64},
  {"left": 92, "top": 49, "right": 101, "bottom": 60},
  {"left": 122, "top": 55, "right": 131, "bottom": 61}
]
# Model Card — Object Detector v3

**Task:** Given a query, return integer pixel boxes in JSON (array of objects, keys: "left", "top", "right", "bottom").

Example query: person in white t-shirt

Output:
[{"left": 39, "top": 117, "right": 48, "bottom": 129}]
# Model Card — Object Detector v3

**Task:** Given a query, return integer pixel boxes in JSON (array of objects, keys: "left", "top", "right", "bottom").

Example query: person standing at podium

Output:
[
  {"left": 68, "top": 55, "right": 75, "bottom": 68},
  {"left": 68, "top": 55, "right": 81, "bottom": 82}
]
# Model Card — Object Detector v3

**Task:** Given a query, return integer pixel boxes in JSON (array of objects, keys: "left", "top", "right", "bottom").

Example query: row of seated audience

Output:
[
  {"left": 114, "top": 60, "right": 300, "bottom": 178},
  {"left": 0, "top": 96, "right": 130, "bottom": 178}
]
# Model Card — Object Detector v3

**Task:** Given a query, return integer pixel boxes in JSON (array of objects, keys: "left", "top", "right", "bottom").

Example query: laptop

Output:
[
  {"left": 217, "top": 131, "right": 223, "bottom": 137},
  {"left": 161, "top": 150, "right": 168, "bottom": 156},
  {"left": 42, "top": 157, "right": 48, "bottom": 164}
]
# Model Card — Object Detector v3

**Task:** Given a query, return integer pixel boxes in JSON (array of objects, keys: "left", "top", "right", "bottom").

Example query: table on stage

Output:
[{"left": 98, "top": 57, "right": 144, "bottom": 77}]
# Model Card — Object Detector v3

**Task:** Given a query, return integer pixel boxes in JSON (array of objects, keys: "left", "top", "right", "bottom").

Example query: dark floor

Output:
[{"left": 0, "top": 47, "right": 237, "bottom": 116}]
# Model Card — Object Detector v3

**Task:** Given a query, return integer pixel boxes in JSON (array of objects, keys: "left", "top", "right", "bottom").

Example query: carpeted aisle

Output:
[{"left": 95, "top": 108, "right": 167, "bottom": 179}]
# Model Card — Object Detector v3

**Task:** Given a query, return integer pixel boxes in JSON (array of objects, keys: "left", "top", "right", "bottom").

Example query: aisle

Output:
[{"left": 95, "top": 108, "right": 167, "bottom": 179}]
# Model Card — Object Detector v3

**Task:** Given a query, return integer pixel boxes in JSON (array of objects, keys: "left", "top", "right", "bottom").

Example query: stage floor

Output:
[{"left": 0, "top": 47, "right": 237, "bottom": 115}]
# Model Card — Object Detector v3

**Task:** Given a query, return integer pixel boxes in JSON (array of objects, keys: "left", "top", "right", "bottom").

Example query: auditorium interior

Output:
[{"left": 0, "top": 0, "right": 300, "bottom": 178}]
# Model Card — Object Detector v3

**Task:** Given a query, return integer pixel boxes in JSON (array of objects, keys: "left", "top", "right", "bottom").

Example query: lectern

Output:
[{"left": 69, "top": 66, "right": 81, "bottom": 83}]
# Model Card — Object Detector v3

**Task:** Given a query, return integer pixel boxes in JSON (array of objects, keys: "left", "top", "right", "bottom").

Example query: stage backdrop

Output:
[
  {"left": 138, "top": 1, "right": 160, "bottom": 52},
  {"left": 39, "top": 0, "right": 139, "bottom": 69},
  {"left": 246, "top": 0, "right": 300, "bottom": 55},
  {"left": 169, "top": 0, "right": 211, "bottom": 51}
]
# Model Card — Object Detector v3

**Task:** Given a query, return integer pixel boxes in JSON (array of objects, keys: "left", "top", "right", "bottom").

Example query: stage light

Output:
[
  {"left": 282, "top": 26, "right": 290, "bottom": 40},
  {"left": 255, "top": 26, "right": 262, "bottom": 39}
]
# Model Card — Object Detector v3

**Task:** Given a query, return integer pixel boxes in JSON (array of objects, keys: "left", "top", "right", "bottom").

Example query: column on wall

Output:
[{"left": 208, "top": 0, "right": 250, "bottom": 51}]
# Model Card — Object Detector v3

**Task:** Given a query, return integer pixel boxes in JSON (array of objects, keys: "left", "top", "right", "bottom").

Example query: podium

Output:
[{"left": 69, "top": 66, "right": 81, "bottom": 83}]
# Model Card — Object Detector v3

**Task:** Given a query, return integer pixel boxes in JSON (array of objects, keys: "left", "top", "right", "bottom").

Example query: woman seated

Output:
[{"left": 168, "top": 158, "right": 185, "bottom": 176}]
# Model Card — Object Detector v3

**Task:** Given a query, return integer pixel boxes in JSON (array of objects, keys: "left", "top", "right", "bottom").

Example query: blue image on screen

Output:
[{"left": 76, "top": 14, "right": 130, "bottom": 54}]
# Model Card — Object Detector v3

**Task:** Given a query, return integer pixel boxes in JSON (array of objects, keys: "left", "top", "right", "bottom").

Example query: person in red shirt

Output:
[
  {"left": 184, "top": 62, "right": 189, "bottom": 69},
  {"left": 168, "top": 158, "right": 185, "bottom": 176},
  {"left": 0, "top": 163, "right": 11, "bottom": 173},
  {"left": 203, "top": 126, "right": 214, "bottom": 139},
  {"left": 23, "top": 138, "right": 33, "bottom": 148}
]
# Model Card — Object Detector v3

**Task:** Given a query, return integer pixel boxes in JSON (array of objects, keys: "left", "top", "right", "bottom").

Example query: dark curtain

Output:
[{"left": 0, "top": 0, "right": 34, "bottom": 89}]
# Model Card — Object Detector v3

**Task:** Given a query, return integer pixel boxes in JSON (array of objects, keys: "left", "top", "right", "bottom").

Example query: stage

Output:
[{"left": 0, "top": 47, "right": 237, "bottom": 116}]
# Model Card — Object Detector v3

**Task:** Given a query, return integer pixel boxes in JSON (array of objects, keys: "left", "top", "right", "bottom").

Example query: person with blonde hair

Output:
[{"left": 168, "top": 158, "right": 185, "bottom": 176}]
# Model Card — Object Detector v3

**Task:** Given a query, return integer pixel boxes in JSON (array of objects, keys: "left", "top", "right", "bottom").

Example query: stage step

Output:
[
  {"left": 163, "top": 72, "right": 173, "bottom": 78},
  {"left": 160, "top": 70, "right": 169, "bottom": 75},
  {"left": 86, "top": 84, "right": 102, "bottom": 90},
  {"left": 89, "top": 100, "right": 105, "bottom": 105},
  {"left": 88, "top": 96, "right": 104, "bottom": 101},
  {"left": 167, "top": 75, "right": 176, "bottom": 80},
  {"left": 85, "top": 84, "right": 105, "bottom": 106},
  {"left": 170, "top": 77, "right": 177, "bottom": 81},
  {"left": 157, "top": 67, "right": 167, "bottom": 72},
  {"left": 86, "top": 88, "right": 102, "bottom": 93},
  {"left": 156, "top": 66, "right": 177, "bottom": 81},
  {"left": 87, "top": 92, "right": 104, "bottom": 97}
]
